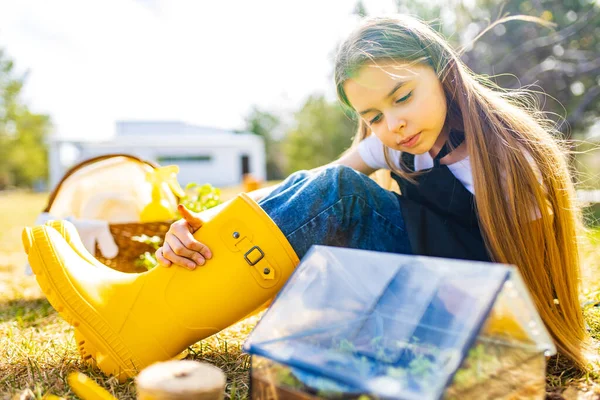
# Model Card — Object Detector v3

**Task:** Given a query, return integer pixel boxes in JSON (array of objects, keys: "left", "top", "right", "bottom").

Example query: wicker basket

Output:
[{"left": 44, "top": 153, "right": 177, "bottom": 273}]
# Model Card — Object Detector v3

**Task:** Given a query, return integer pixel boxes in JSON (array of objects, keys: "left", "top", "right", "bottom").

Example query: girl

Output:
[{"left": 158, "top": 14, "right": 588, "bottom": 370}]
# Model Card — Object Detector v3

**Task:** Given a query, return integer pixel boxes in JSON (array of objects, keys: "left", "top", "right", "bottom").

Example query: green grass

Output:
[
  {"left": 0, "top": 189, "right": 257, "bottom": 399},
  {"left": 1, "top": 190, "right": 600, "bottom": 399}
]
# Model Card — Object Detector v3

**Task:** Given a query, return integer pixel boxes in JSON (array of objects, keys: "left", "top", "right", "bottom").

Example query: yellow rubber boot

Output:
[
  {"left": 43, "top": 219, "right": 119, "bottom": 366},
  {"left": 23, "top": 193, "right": 299, "bottom": 382},
  {"left": 43, "top": 220, "right": 188, "bottom": 366}
]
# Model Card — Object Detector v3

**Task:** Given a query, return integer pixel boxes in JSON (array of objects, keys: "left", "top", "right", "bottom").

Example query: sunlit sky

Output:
[{"left": 0, "top": 0, "right": 399, "bottom": 140}]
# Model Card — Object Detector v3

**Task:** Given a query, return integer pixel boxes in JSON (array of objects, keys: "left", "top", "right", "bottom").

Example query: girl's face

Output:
[{"left": 344, "top": 62, "right": 448, "bottom": 155}]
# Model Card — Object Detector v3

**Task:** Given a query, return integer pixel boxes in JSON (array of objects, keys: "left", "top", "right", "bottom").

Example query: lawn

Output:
[{"left": 1, "top": 190, "right": 600, "bottom": 399}]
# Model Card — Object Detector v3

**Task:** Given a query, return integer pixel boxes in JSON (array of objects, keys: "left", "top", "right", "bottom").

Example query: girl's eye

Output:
[
  {"left": 367, "top": 91, "right": 413, "bottom": 125},
  {"left": 395, "top": 91, "right": 413, "bottom": 103},
  {"left": 369, "top": 114, "right": 382, "bottom": 125}
]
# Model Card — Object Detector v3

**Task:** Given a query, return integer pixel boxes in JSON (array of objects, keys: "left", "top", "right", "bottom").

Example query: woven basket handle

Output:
[{"left": 44, "top": 153, "right": 160, "bottom": 212}]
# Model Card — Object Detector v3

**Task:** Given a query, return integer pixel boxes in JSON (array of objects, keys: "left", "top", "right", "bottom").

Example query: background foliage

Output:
[
  {"left": 1, "top": 0, "right": 599, "bottom": 186},
  {"left": 0, "top": 49, "right": 51, "bottom": 189}
]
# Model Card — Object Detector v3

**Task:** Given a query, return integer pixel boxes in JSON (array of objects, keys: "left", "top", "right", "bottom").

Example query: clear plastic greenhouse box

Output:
[{"left": 243, "top": 246, "right": 555, "bottom": 400}]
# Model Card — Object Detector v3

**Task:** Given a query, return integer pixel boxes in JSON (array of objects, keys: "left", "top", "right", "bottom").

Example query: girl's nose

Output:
[{"left": 386, "top": 114, "right": 407, "bottom": 133}]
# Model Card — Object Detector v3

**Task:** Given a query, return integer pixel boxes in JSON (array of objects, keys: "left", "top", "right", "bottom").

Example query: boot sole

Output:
[
  {"left": 24, "top": 226, "right": 138, "bottom": 381},
  {"left": 43, "top": 221, "right": 100, "bottom": 368}
]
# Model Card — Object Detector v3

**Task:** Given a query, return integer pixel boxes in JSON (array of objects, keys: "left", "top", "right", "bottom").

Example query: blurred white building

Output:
[{"left": 49, "top": 121, "right": 266, "bottom": 189}]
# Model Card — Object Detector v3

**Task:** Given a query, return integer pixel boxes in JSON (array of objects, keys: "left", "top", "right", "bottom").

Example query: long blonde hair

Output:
[{"left": 335, "top": 15, "right": 588, "bottom": 369}]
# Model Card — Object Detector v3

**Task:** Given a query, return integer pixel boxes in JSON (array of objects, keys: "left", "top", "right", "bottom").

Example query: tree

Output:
[
  {"left": 283, "top": 95, "right": 357, "bottom": 173},
  {"left": 244, "top": 106, "right": 285, "bottom": 180},
  {"left": 394, "top": 0, "right": 600, "bottom": 137},
  {"left": 0, "top": 48, "right": 51, "bottom": 189}
]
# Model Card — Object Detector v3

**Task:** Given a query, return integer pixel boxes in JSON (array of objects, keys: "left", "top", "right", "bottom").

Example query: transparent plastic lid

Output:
[{"left": 244, "top": 246, "right": 555, "bottom": 400}]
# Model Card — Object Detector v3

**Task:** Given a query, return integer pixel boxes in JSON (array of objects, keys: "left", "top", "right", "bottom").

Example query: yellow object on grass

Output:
[
  {"left": 67, "top": 372, "right": 117, "bottom": 400},
  {"left": 140, "top": 165, "right": 186, "bottom": 222},
  {"left": 23, "top": 193, "right": 299, "bottom": 382}
]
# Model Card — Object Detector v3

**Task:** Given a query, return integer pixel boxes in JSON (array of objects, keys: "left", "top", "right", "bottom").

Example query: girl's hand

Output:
[{"left": 155, "top": 204, "right": 213, "bottom": 270}]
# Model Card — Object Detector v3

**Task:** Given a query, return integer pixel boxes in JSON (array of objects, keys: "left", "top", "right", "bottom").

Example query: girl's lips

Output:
[{"left": 399, "top": 133, "right": 421, "bottom": 148}]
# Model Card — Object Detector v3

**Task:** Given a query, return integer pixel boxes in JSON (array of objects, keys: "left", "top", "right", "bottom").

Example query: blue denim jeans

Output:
[{"left": 258, "top": 165, "right": 412, "bottom": 260}]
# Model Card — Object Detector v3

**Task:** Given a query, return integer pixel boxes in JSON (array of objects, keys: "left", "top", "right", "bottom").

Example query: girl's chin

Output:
[{"left": 396, "top": 142, "right": 430, "bottom": 155}]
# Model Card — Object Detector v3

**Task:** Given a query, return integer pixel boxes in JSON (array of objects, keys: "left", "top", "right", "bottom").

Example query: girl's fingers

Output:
[
  {"left": 164, "top": 234, "right": 206, "bottom": 269},
  {"left": 178, "top": 204, "right": 204, "bottom": 232},
  {"left": 177, "top": 227, "right": 212, "bottom": 260},
  {"left": 155, "top": 247, "right": 172, "bottom": 268}
]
